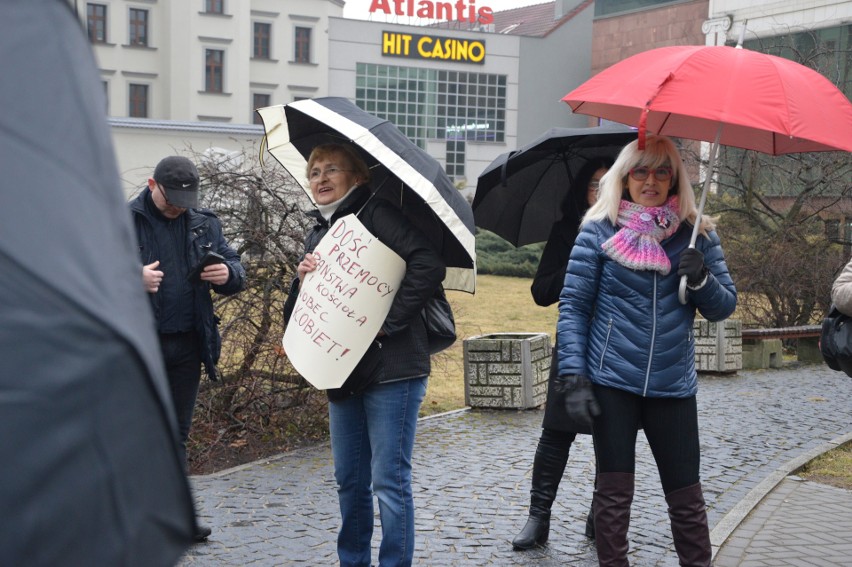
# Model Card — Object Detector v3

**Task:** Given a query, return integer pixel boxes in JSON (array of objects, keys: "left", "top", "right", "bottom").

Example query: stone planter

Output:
[
  {"left": 694, "top": 318, "right": 742, "bottom": 373},
  {"left": 463, "top": 332, "right": 550, "bottom": 409}
]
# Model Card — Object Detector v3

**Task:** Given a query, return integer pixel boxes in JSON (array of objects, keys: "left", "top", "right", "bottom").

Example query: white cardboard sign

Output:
[{"left": 283, "top": 214, "right": 405, "bottom": 389}]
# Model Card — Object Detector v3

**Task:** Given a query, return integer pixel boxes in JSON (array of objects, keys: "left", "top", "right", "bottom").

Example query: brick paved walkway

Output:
[{"left": 180, "top": 364, "right": 852, "bottom": 566}]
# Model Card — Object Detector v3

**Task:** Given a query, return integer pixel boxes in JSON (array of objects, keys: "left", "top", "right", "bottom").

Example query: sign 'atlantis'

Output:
[{"left": 368, "top": 0, "right": 495, "bottom": 24}]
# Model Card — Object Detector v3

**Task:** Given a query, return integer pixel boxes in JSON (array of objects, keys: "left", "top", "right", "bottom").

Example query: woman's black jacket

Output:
[{"left": 284, "top": 186, "right": 446, "bottom": 397}]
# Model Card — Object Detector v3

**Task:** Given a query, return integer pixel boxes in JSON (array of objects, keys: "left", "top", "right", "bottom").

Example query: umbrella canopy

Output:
[
  {"left": 562, "top": 43, "right": 852, "bottom": 302},
  {"left": 0, "top": 0, "right": 194, "bottom": 563},
  {"left": 562, "top": 44, "right": 852, "bottom": 155},
  {"left": 473, "top": 124, "right": 637, "bottom": 246},
  {"left": 257, "top": 97, "right": 476, "bottom": 293}
]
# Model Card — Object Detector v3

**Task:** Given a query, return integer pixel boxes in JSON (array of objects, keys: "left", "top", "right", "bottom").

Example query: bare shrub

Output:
[{"left": 183, "top": 146, "right": 331, "bottom": 474}]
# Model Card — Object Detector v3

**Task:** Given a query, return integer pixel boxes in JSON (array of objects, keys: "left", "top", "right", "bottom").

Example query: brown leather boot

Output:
[
  {"left": 593, "top": 472, "right": 634, "bottom": 567},
  {"left": 665, "top": 482, "right": 711, "bottom": 567}
]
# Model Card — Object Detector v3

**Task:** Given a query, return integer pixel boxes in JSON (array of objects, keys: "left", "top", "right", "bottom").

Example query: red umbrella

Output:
[{"left": 562, "top": 43, "right": 852, "bottom": 301}]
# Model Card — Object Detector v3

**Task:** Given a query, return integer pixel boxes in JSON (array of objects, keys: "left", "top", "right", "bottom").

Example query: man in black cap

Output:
[{"left": 130, "top": 155, "right": 246, "bottom": 541}]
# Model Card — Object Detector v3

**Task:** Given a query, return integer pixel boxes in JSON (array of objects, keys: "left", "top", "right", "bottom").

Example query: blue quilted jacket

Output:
[{"left": 556, "top": 220, "right": 737, "bottom": 398}]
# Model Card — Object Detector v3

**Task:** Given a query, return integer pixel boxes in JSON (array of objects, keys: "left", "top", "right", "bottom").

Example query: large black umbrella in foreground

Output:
[
  {"left": 473, "top": 124, "right": 636, "bottom": 246},
  {"left": 0, "top": 1, "right": 194, "bottom": 564},
  {"left": 257, "top": 97, "right": 476, "bottom": 293}
]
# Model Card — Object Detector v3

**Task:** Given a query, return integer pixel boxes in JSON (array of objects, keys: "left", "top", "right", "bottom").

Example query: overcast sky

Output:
[{"left": 342, "top": 0, "right": 552, "bottom": 21}]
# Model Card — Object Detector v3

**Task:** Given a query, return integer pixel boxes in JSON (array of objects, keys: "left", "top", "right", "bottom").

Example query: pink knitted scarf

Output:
[{"left": 601, "top": 196, "right": 681, "bottom": 274}]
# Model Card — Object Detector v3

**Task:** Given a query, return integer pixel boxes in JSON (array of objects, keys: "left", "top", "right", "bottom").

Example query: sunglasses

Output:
[{"left": 628, "top": 166, "right": 674, "bottom": 182}]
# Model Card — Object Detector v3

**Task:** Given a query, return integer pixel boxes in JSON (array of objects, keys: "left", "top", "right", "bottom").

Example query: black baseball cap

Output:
[{"left": 153, "top": 156, "right": 199, "bottom": 208}]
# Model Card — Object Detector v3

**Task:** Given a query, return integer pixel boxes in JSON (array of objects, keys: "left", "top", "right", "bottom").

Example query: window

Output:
[
  {"left": 446, "top": 140, "right": 465, "bottom": 179},
  {"left": 129, "top": 84, "right": 148, "bottom": 118},
  {"left": 595, "top": 0, "right": 673, "bottom": 17},
  {"left": 87, "top": 3, "right": 107, "bottom": 43},
  {"left": 102, "top": 81, "right": 109, "bottom": 113},
  {"left": 294, "top": 27, "right": 311, "bottom": 63},
  {"left": 253, "top": 22, "right": 271, "bottom": 59},
  {"left": 129, "top": 8, "right": 148, "bottom": 46},
  {"left": 743, "top": 24, "right": 852, "bottom": 99},
  {"left": 205, "top": 0, "right": 224, "bottom": 14},
  {"left": 355, "top": 63, "right": 506, "bottom": 148},
  {"left": 253, "top": 93, "right": 271, "bottom": 125},
  {"left": 205, "top": 49, "right": 224, "bottom": 93}
]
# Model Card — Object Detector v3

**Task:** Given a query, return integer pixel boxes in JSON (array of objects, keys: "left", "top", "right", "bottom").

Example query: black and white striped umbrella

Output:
[{"left": 257, "top": 97, "right": 476, "bottom": 293}]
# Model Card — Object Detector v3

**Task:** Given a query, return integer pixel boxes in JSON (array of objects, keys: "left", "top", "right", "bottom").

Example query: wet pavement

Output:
[{"left": 180, "top": 364, "right": 852, "bottom": 566}]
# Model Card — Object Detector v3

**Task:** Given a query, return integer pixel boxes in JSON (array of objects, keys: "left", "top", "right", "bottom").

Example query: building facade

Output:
[
  {"left": 75, "top": 0, "right": 342, "bottom": 123},
  {"left": 325, "top": 1, "right": 597, "bottom": 190},
  {"left": 73, "top": 0, "right": 343, "bottom": 191},
  {"left": 72, "top": 0, "right": 850, "bottom": 195}
]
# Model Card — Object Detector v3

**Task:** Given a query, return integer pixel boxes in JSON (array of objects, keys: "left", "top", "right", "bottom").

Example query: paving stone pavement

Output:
[
  {"left": 713, "top": 476, "right": 852, "bottom": 566},
  {"left": 179, "top": 364, "right": 852, "bottom": 566}
]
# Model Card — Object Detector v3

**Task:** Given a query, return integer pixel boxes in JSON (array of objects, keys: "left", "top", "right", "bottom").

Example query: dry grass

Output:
[
  {"left": 798, "top": 441, "right": 852, "bottom": 490},
  {"left": 422, "top": 274, "right": 558, "bottom": 415}
]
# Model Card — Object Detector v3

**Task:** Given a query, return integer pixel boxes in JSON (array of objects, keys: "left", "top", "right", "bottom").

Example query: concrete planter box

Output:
[
  {"left": 694, "top": 318, "right": 742, "bottom": 373},
  {"left": 463, "top": 332, "right": 550, "bottom": 409}
]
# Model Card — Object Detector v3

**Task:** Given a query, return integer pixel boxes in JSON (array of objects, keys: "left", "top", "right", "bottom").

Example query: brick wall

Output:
[{"left": 592, "top": 0, "right": 710, "bottom": 76}]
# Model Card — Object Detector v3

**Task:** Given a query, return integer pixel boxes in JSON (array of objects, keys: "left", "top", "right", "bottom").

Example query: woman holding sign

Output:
[{"left": 283, "top": 143, "right": 445, "bottom": 567}]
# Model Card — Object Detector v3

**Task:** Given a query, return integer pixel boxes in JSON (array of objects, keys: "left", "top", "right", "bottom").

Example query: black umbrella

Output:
[
  {"left": 0, "top": 0, "right": 194, "bottom": 563},
  {"left": 257, "top": 97, "right": 476, "bottom": 293},
  {"left": 473, "top": 124, "right": 637, "bottom": 247}
]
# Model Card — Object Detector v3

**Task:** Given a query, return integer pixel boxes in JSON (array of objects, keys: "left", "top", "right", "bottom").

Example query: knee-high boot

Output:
[
  {"left": 512, "top": 438, "right": 570, "bottom": 549},
  {"left": 665, "top": 483, "right": 711, "bottom": 567},
  {"left": 584, "top": 466, "right": 597, "bottom": 539},
  {"left": 593, "top": 472, "right": 634, "bottom": 567}
]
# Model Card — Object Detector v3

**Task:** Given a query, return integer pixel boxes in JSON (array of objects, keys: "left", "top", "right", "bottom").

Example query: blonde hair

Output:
[
  {"left": 582, "top": 135, "right": 715, "bottom": 235},
  {"left": 305, "top": 143, "right": 371, "bottom": 184}
]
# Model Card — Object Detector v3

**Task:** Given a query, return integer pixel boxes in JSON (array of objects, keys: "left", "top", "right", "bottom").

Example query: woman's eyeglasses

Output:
[
  {"left": 309, "top": 166, "right": 351, "bottom": 182},
  {"left": 628, "top": 166, "right": 674, "bottom": 182}
]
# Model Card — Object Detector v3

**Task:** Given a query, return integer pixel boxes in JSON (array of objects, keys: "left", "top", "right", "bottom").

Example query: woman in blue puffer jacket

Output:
[{"left": 555, "top": 135, "right": 736, "bottom": 567}]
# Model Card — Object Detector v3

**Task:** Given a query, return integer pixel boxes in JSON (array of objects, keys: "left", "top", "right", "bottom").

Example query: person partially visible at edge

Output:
[
  {"left": 831, "top": 256, "right": 852, "bottom": 316},
  {"left": 130, "top": 155, "right": 247, "bottom": 542},
  {"left": 512, "top": 156, "right": 613, "bottom": 550},
  {"left": 282, "top": 143, "right": 445, "bottom": 567},
  {"left": 555, "top": 135, "right": 737, "bottom": 567}
]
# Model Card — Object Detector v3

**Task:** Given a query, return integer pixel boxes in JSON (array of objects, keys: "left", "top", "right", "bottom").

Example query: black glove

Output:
[
  {"left": 677, "top": 248, "right": 708, "bottom": 286},
  {"left": 554, "top": 375, "right": 601, "bottom": 429}
]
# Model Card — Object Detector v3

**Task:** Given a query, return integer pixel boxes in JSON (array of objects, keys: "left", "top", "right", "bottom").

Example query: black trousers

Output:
[
  {"left": 592, "top": 384, "right": 700, "bottom": 494},
  {"left": 159, "top": 331, "right": 202, "bottom": 469}
]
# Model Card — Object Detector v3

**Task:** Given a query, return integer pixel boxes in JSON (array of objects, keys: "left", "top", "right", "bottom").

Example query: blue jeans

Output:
[{"left": 329, "top": 377, "right": 427, "bottom": 567}]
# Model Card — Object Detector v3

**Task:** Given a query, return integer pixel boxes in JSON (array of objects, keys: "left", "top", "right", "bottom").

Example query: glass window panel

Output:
[
  {"left": 87, "top": 3, "right": 107, "bottom": 43},
  {"left": 254, "top": 22, "right": 271, "bottom": 59},
  {"left": 129, "top": 8, "right": 148, "bottom": 46},
  {"left": 205, "top": 49, "right": 224, "bottom": 92},
  {"left": 354, "top": 63, "right": 506, "bottom": 148}
]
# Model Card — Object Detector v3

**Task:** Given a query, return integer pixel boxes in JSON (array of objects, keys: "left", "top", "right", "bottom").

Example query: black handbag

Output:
[
  {"left": 820, "top": 304, "right": 852, "bottom": 377},
  {"left": 421, "top": 286, "right": 456, "bottom": 355}
]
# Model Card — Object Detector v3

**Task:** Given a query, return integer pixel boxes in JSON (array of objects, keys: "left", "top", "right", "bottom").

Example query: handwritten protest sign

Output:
[{"left": 284, "top": 214, "right": 405, "bottom": 389}]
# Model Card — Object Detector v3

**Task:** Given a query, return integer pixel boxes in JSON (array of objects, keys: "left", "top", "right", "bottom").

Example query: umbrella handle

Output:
[
  {"left": 678, "top": 131, "right": 721, "bottom": 305},
  {"left": 678, "top": 222, "right": 702, "bottom": 304}
]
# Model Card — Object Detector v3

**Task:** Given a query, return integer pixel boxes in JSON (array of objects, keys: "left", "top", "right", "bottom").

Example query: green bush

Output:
[{"left": 475, "top": 229, "right": 543, "bottom": 278}]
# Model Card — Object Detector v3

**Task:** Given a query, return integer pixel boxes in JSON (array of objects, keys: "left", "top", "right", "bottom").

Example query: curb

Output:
[{"left": 709, "top": 430, "right": 852, "bottom": 559}]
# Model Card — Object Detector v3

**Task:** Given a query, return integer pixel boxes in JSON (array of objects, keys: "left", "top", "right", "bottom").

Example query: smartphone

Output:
[{"left": 187, "top": 251, "right": 226, "bottom": 282}]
